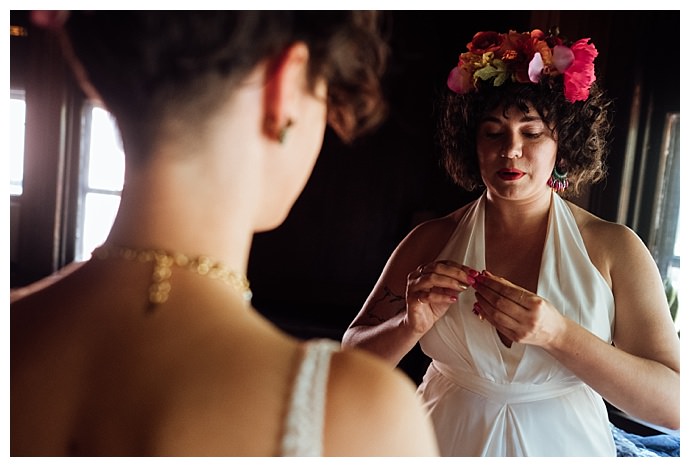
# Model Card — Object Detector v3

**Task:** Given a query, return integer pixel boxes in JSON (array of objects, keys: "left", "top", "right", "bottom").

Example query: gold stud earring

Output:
[{"left": 278, "top": 119, "right": 294, "bottom": 144}]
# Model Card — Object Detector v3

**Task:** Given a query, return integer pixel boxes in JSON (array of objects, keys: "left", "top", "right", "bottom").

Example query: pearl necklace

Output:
[{"left": 92, "top": 244, "right": 252, "bottom": 306}]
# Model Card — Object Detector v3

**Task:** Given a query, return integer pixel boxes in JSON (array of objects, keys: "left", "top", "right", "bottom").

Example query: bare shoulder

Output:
[
  {"left": 324, "top": 347, "right": 438, "bottom": 456},
  {"left": 11, "top": 261, "right": 86, "bottom": 304},
  {"left": 565, "top": 201, "right": 646, "bottom": 281},
  {"left": 394, "top": 202, "right": 474, "bottom": 262},
  {"left": 406, "top": 203, "right": 472, "bottom": 243},
  {"left": 566, "top": 200, "right": 633, "bottom": 240}
]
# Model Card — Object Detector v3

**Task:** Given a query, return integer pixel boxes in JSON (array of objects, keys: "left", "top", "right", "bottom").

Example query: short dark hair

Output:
[
  {"left": 64, "top": 11, "right": 389, "bottom": 160},
  {"left": 437, "top": 76, "right": 613, "bottom": 196}
]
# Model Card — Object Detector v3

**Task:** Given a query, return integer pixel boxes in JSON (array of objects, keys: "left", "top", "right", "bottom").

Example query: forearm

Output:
[
  {"left": 341, "top": 314, "right": 423, "bottom": 367},
  {"left": 544, "top": 319, "right": 680, "bottom": 429}
]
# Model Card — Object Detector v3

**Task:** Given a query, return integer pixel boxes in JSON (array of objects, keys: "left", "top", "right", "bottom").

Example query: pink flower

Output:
[
  {"left": 528, "top": 52, "right": 544, "bottom": 83},
  {"left": 552, "top": 45, "right": 574, "bottom": 73},
  {"left": 563, "top": 38, "right": 598, "bottom": 102},
  {"left": 447, "top": 61, "right": 474, "bottom": 94}
]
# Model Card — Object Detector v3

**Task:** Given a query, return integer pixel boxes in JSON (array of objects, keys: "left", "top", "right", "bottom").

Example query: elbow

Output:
[
  {"left": 667, "top": 420, "right": 680, "bottom": 432},
  {"left": 660, "top": 410, "right": 681, "bottom": 432},
  {"left": 663, "top": 374, "right": 681, "bottom": 430},
  {"left": 651, "top": 388, "right": 681, "bottom": 431}
]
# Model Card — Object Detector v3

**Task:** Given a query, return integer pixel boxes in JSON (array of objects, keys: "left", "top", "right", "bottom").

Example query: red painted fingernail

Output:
[{"left": 468, "top": 269, "right": 480, "bottom": 277}]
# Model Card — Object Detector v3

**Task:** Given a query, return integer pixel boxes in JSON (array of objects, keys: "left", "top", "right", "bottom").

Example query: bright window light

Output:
[
  {"left": 76, "top": 106, "right": 124, "bottom": 261},
  {"left": 10, "top": 96, "right": 26, "bottom": 196}
]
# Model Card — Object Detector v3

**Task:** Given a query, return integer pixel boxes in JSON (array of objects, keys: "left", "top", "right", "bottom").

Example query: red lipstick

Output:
[{"left": 497, "top": 168, "right": 525, "bottom": 181}]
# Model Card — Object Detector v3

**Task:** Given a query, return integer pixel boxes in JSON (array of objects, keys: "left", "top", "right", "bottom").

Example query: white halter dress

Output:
[{"left": 417, "top": 191, "right": 617, "bottom": 456}]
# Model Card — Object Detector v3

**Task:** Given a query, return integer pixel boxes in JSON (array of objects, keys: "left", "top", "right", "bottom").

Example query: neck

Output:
[
  {"left": 484, "top": 189, "right": 553, "bottom": 235},
  {"left": 104, "top": 150, "right": 259, "bottom": 277},
  {"left": 102, "top": 80, "right": 270, "bottom": 276}
]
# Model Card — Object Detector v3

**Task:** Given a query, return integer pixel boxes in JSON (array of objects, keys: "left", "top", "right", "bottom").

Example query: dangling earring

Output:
[
  {"left": 278, "top": 119, "right": 294, "bottom": 144},
  {"left": 547, "top": 165, "right": 569, "bottom": 193}
]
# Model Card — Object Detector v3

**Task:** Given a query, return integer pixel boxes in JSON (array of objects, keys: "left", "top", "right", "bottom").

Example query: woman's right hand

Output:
[{"left": 405, "top": 260, "right": 478, "bottom": 335}]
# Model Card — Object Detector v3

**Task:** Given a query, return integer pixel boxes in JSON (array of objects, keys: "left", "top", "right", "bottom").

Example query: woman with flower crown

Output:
[
  {"left": 10, "top": 11, "right": 439, "bottom": 456},
  {"left": 343, "top": 28, "right": 680, "bottom": 456}
]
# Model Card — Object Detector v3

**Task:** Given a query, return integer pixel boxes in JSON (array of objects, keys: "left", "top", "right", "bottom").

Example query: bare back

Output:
[
  {"left": 11, "top": 260, "right": 300, "bottom": 455},
  {"left": 11, "top": 260, "right": 438, "bottom": 456}
]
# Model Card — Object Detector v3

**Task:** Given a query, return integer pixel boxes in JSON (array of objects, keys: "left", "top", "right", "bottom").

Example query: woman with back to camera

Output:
[
  {"left": 11, "top": 11, "right": 439, "bottom": 456},
  {"left": 342, "top": 27, "right": 680, "bottom": 456}
]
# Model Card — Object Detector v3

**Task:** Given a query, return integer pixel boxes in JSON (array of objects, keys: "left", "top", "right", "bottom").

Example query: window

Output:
[
  {"left": 10, "top": 92, "right": 26, "bottom": 196},
  {"left": 670, "top": 207, "right": 681, "bottom": 332},
  {"left": 75, "top": 106, "right": 125, "bottom": 261},
  {"left": 648, "top": 113, "right": 681, "bottom": 333}
]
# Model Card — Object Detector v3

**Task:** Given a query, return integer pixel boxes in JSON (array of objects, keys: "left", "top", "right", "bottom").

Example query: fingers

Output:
[
  {"left": 473, "top": 291, "right": 521, "bottom": 333},
  {"left": 470, "top": 270, "right": 547, "bottom": 341},
  {"left": 474, "top": 270, "right": 530, "bottom": 306},
  {"left": 410, "top": 261, "right": 479, "bottom": 292},
  {"left": 415, "top": 286, "right": 465, "bottom": 305},
  {"left": 408, "top": 261, "right": 479, "bottom": 309},
  {"left": 469, "top": 270, "right": 529, "bottom": 328}
]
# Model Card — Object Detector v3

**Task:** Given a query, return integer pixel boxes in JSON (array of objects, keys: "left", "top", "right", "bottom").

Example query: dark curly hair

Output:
[
  {"left": 438, "top": 76, "right": 613, "bottom": 196},
  {"left": 63, "top": 11, "right": 389, "bottom": 161}
]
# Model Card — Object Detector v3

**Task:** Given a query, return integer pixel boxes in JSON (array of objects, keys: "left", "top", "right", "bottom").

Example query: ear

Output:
[{"left": 262, "top": 42, "right": 310, "bottom": 142}]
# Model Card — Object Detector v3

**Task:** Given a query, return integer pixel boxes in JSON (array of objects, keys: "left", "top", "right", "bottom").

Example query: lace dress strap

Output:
[{"left": 280, "top": 339, "right": 340, "bottom": 456}]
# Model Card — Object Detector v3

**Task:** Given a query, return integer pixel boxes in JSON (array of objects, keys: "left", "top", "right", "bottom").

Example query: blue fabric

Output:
[{"left": 610, "top": 423, "right": 680, "bottom": 457}]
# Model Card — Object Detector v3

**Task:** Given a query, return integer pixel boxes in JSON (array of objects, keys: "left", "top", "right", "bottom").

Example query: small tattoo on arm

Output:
[{"left": 364, "top": 285, "right": 406, "bottom": 323}]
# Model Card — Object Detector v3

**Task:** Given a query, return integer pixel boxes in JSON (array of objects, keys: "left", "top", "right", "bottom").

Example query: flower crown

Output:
[{"left": 447, "top": 28, "right": 598, "bottom": 103}]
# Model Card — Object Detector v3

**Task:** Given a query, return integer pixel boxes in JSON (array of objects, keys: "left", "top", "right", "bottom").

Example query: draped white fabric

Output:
[{"left": 418, "top": 191, "right": 616, "bottom": 456}]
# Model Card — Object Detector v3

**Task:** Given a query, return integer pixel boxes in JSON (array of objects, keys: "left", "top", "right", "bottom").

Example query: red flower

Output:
[
  {"left": 563, "top": 38, "right": 598, "bottom": 102},
  {"left": 467, "top": 31, "right": 504, "bottom": 55},
  {"left": 499, "top": 31, "right": 535, "bottom": 83}
]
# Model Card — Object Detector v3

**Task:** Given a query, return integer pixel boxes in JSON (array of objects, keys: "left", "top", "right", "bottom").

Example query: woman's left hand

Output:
[{"left": 471, "top": 271, "right": 567, "bottom": 348}]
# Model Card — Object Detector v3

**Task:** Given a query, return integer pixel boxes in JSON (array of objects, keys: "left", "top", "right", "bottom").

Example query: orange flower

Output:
[{"left": 533, "top": 40, "right": 553, "bottom": 73}]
